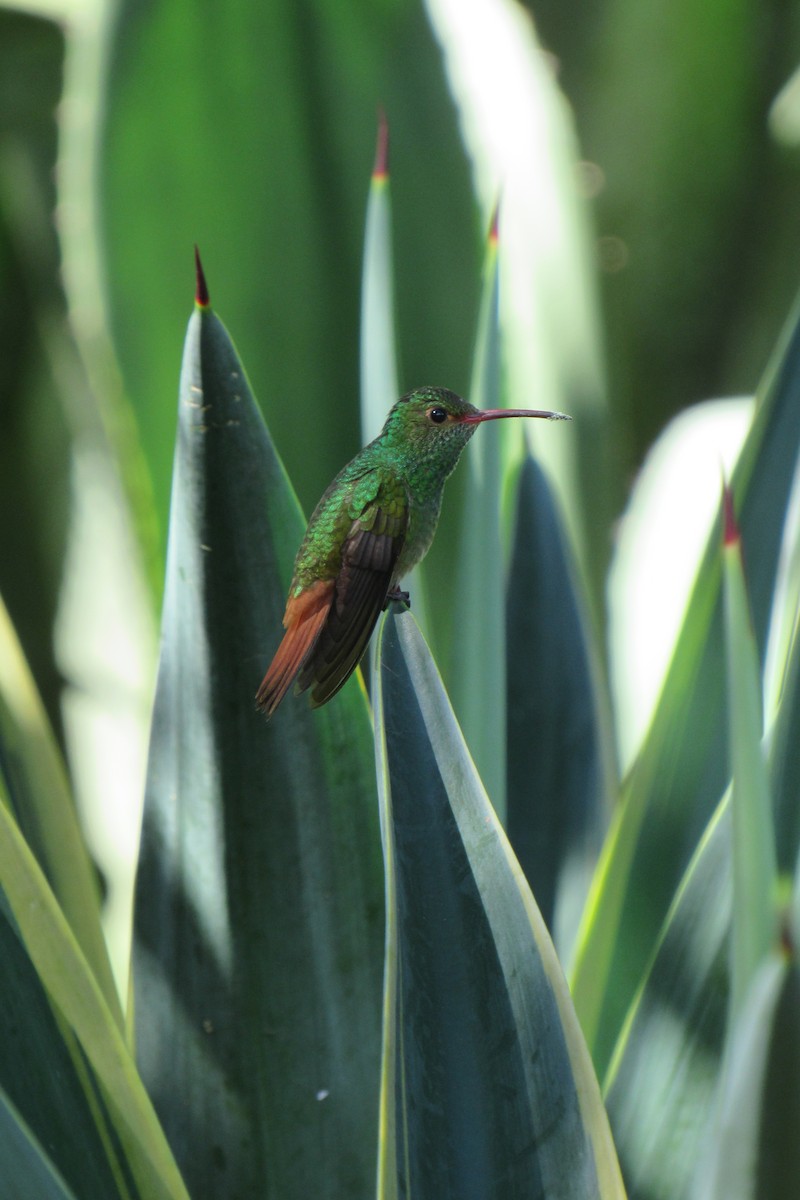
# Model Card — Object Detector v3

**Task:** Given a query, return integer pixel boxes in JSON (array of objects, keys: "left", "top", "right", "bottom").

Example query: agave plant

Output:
[{"left": 3, "top": 2, "right": 800, "bottom": 1199}]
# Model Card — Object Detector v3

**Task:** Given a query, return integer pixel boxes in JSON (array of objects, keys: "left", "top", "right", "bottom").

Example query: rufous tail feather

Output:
[{"left": 255, "top": 580, "right": 334, "bottom": 717}]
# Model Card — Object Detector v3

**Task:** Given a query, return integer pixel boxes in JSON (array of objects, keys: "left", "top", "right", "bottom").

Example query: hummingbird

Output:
[{"left": 256, "top": 386, "right": 569, "bottom": 716}]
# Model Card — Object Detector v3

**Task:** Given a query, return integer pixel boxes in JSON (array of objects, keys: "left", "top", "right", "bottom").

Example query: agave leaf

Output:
[
  {"left": 691, "top": 955, "right": 800, "bottom": 1200},
  {"left": 0, "top": 875, "right": 128, "bottom": 1200},
  {"left": 764, "top": 484, "right": 800, "bottom": 722},
  {"left": 603, "top": 796, "right": 731, "bottom": 1200},
  {"left": 0, "top": 1087, "right": 80, "bottom": 1200},
  {"left": 0, "top": 10, "right": 72, "bottom": 725},
  {"left": 607, "top": 398, "right": 755, "bottom": 772},
  {"left": 722, "top": 490, "right": 778, "bottom": 1019},
  {"left": 0, "top": 596, "right": 122, "bottom": 1029},
  {"left": 506, "top": 456, "right": 613, "bottom": 960},
  {"left": 427, "top": 0, "right": 611, "bottom": 610},
  {"left": 0, "top": 794, "right": 189, "bottom": 1200},
  {"left": 360, "top": 108, "right": 400, "bottom": 444},
  {"left": 572, "top": 298, "right": 800, "bottom": 1079},
  {"left": 605, "top": 546, "right": 800, "bottom": 1199},
  {"left": 358, "top": 110, "right": 430, "bottom": 641},
  {"left": 448, "top": 219, "right": 507, "bottom": 815},
  {"left": 373, "top": 609, "right": 625, "bottom": 1199},
  {"left": 132, "top": 290, "right": 384, "bottom": 1200},
  {"left": 770, "top": 573, "right": 800, "bottom": 874}
]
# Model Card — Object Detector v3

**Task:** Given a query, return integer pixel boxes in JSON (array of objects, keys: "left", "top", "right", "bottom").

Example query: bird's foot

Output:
[{"left": 384, "top": 587, "right": 410, "bottom": 611}]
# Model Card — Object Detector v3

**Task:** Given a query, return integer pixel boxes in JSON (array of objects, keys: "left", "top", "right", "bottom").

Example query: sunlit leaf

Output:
[
  {"left": 722, "top": 487, "right": 778, "bottom": 1018},
  {"left": 360, "top": 107, "right": 400, "bottom": 444},
  {"left": 0, "top": 796, "right": 189, "bottom": 1200},
  {"left": 0, "top": 876, "right": 127, "bottom": 1200},
  {"left": 573, "top": 299, "right": 800, "bottom": 1080},
  {"left": 0, "top": 596, "right": 122, "bottom": 1029},
  {"left": 605, "top": 580, "right": 800, "bottom": 1199}
]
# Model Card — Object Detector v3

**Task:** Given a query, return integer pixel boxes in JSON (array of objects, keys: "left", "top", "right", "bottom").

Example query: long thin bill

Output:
[{"left": 462, "top": 407, "right": 571, "bottom": 424}]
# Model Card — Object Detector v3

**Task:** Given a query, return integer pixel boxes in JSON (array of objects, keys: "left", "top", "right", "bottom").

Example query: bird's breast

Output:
[{"left": 394, "top": 491, "right": 443, "bottom": 579}]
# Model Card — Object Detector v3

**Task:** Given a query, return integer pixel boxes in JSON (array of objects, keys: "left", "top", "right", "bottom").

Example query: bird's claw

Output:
[{"left": 384, "top": 587, "right": 410, "bottom": 611}]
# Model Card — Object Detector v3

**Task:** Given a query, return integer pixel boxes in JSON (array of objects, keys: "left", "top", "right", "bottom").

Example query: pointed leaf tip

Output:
[
  {"left": 489, "top": 200, "right": 500, "bottom": 246},
  {"left": 194, "top": 245, "right": 210, "bottom": 308},
  {"left": 722, "top": 480, "right": 739, "bottom": 546},
  {"left": 373, "top": 106, "right": 389, "bottom": 179},
  {"left": 780, "top": 905, "right": 794, "bottom": 960}
]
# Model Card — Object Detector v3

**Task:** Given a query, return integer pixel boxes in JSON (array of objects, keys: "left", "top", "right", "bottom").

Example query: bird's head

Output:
[{"left": 378, "top": 386, "right": 569, "bottom": 479}]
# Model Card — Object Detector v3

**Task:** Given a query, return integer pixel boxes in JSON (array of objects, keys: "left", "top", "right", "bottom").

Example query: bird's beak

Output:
[{"left": 461, "top": 407, "right": 571, "bottom": 424}]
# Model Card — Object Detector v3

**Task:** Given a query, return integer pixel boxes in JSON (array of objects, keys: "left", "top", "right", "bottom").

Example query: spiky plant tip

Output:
[
  {"left": 194, "top": 245, "right": 210, "bottom": 309},
  {"left": 722, "top": 480, "right": 739, "bottom": 546},
  {"left": 373, "top": 106, "right": 389, "bottom": 180},
  {"left": 779, "top": 903, "right": 795, "bottom": 961},
  {"left": 489, "top": 200, "right": 500, "bottom": 247}
]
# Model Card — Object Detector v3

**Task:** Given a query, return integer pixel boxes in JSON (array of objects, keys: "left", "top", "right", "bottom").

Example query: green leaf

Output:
[
  {"left": 603, "top": 796, "right": 731, "bottom": 1200},
  {"left": 0, "top": 794, "right": 189, "bottom": 1200},
  {"left": 0, "top": 878, "right": 128, "bottom": 1200},
  {"left": 132, "top": 294, "right": 384, "bottom": 1200},
  {"left": 428, "top": 2, "right": 612, "bottom": 611},
  {"left": 572, "top": 298, "right": 800, "bottom": 1080},
  {"left": 769, "top": 555, "right": 800, "bottom": 874},
  {"left": 360, "top": 109, "right": 400, "bottom": 444},
  {"left": 604, "top": 561, "right": 800, "bottom": 1200},
  {"left": 506, "top": 456, "right": 612, "bottom": 959},
  {"left": 448, "top": 221, "right": 507, "bottom": 816},
  {"left": 0, "top": 595, "right": 123, "bottom": 1030},
  {"left": 722, "top": 490, "right": 778, "bottom": 1019},
  {"left": 357, "top": 109, "right": 431, "bottom": 639},
  {"left": 692, "top": 955, "right": 800, "bottom": 1200},
  {"left": 0, "top": 9, "right": 72, "bottom": 724},
  {"left": 0, "top": 1087, "right": 80, "bottom": 1200},
  {"left": 373, "top": 609, "right": 625, "bottom": 1199}
]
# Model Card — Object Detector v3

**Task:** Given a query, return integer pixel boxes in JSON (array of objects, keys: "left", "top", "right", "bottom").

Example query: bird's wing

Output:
[
  {"left": 295, "top": 477, "right": 408, "bottom": 707},
  {"left": 255, "top": 577, "right": 335, "bottom": 717}
]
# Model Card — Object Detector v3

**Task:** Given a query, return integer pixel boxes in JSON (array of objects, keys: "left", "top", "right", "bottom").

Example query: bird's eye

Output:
[{"left": 428, "top": 407, "right": 448, "bottom": 424}]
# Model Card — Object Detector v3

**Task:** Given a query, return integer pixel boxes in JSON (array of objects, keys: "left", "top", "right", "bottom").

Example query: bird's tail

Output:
[{"left": 255, "top": 580, "right": 334, "bottom": 717}]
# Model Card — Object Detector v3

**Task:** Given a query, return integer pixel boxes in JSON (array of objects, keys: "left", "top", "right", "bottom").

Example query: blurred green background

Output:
[{"left": 2, "top": 0, "right": 800, "bottom": 813}]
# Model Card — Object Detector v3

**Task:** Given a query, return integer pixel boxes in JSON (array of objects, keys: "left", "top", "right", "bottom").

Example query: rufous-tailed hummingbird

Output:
[{"left": 256, "top": 386, "right": 569, "bottom": 716}]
